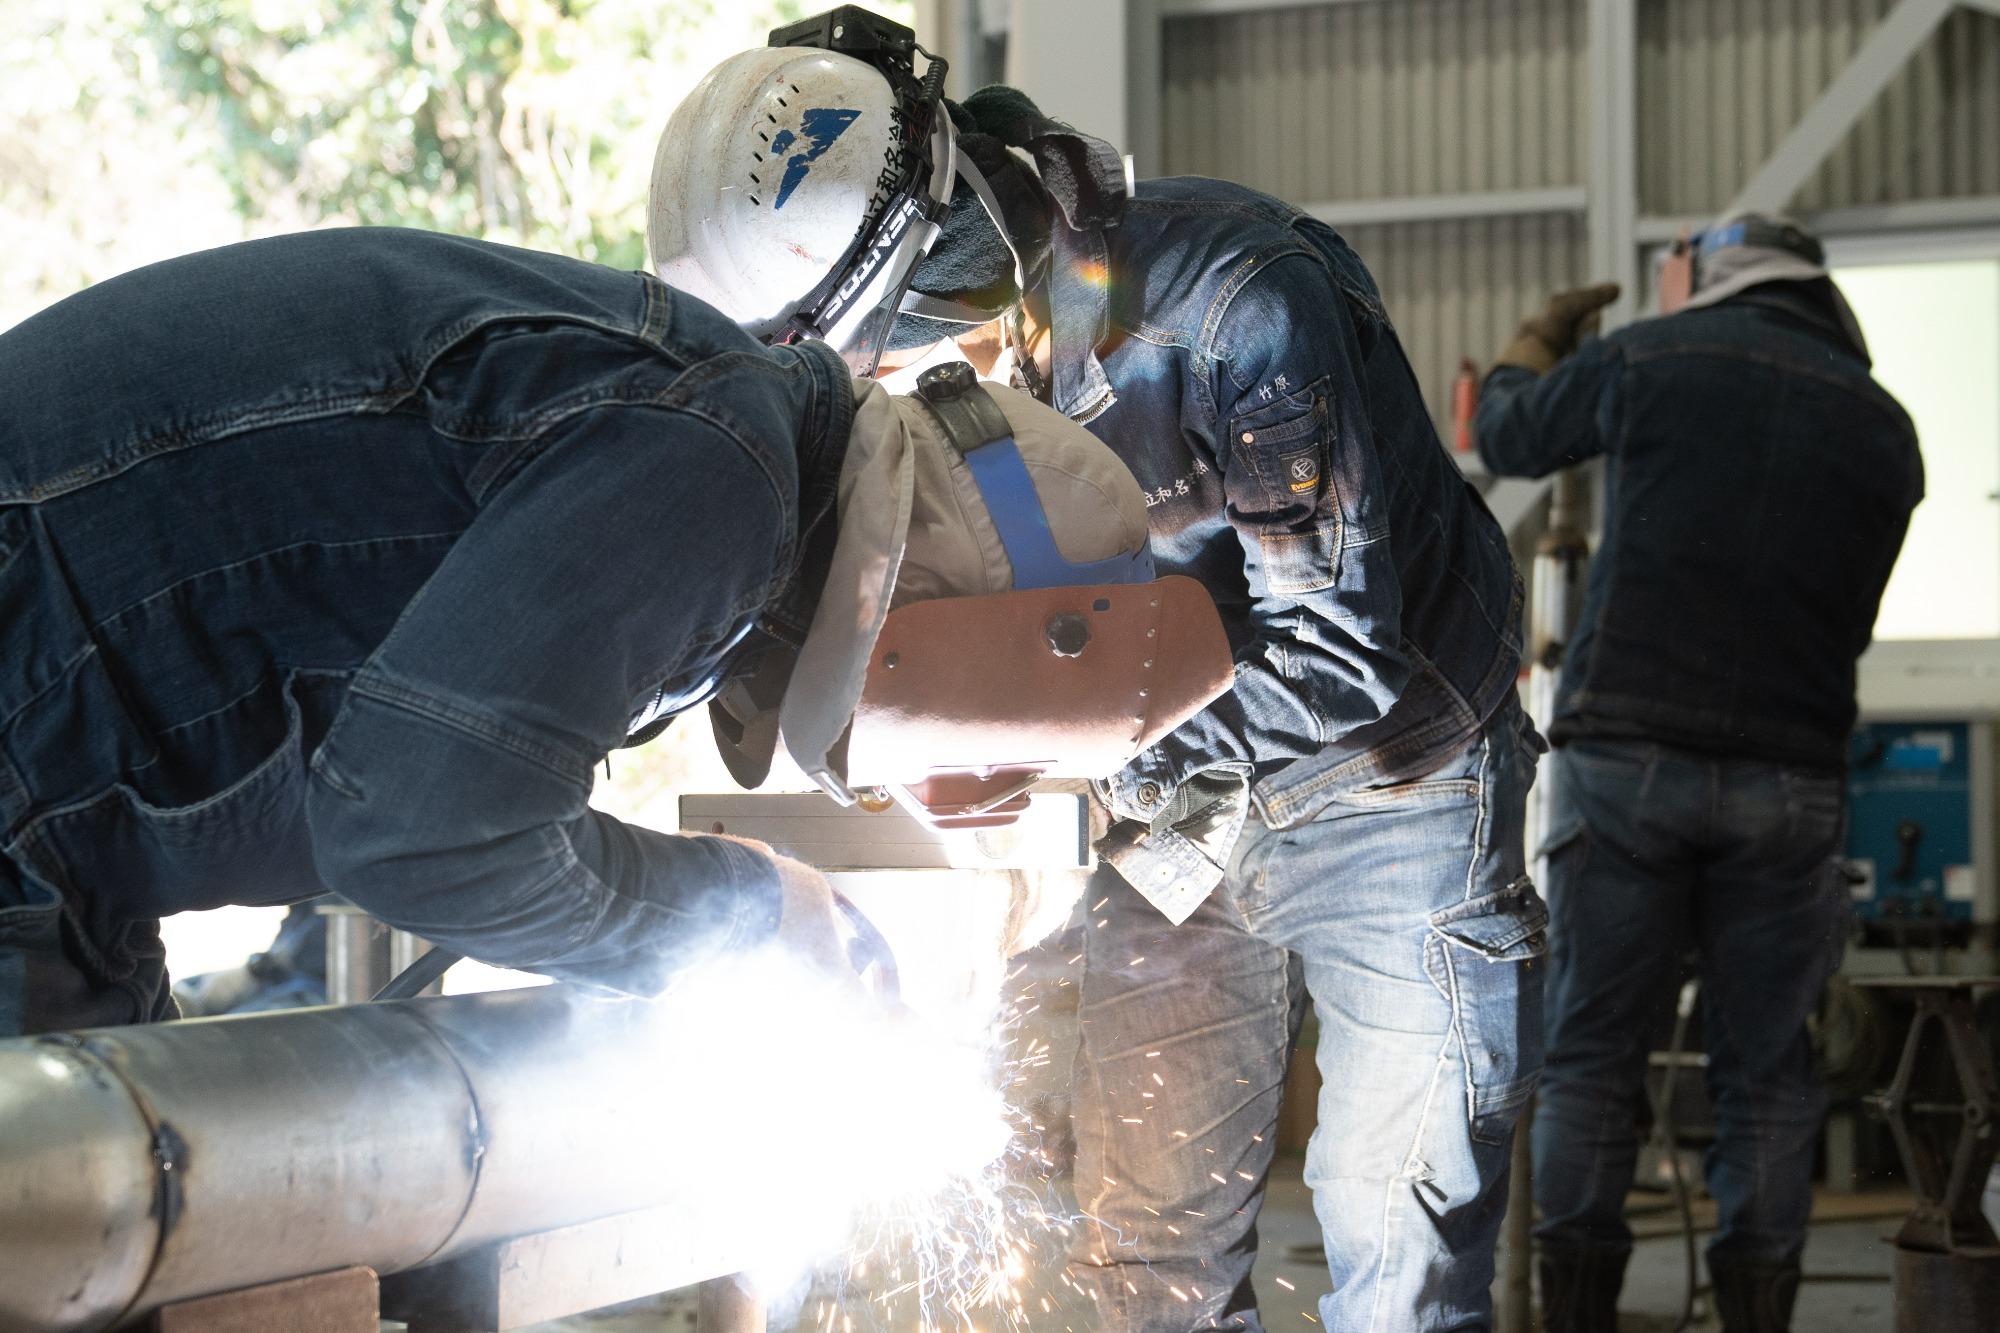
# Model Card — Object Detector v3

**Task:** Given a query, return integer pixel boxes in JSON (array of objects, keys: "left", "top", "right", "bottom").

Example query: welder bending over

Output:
[
  {"left": 0, "top": 227, "right": 1226, "bottom": 1036},
  {"left": 1476, "top": 215, "right": 1922, "bottom": 1333},
  {"left": 651, "top": 11, "right": 1545, "bottom": 1327}
]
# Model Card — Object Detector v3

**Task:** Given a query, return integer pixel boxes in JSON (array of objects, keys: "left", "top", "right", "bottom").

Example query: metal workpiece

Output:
[
  {"left": 0, "top": 986, "right": 727, "bottom": 1333},
  {"left": 680, "top": 790, "right": 1091, "bottom": 870},
  {"left": 319, "top": 899, "right": 391, "bottom": 1004},
  {"left": 320, "top": 900, "right": 439, "bottom": 1002},
  {"left": 101, "top": 1002, "right": 479, "bottom": 1313},
  {"left": 0, "top": 1039, "right": 158, "bottom": 1333}
]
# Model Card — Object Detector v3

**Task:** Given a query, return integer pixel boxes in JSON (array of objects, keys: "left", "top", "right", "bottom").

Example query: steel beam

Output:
[
  {"left": 1302, "top": 186, "right": 1587, "bottom": 230},
  {"left": 1008, "top": 0, "right": 1128, "bottom": 148},
  {"left": 1160, "top": 0, "right": 1368, "bottom": 14},
  {"left": 679, "top": 791, "right": 1089, "bottom": 871},
  {"left": 1587, "top": 0, "right": 1640, "bottom": 328},
  {"left": 1642, "top": 196, "right": 2000, "bottom": 245},
  {"left": 1728, "top": 0, "right": 1956, "bottom": 215},
  {"left": 1126, "top": 0, "right": 1165, "bottom": 178},
  {"left": 1806, "top": 193, "right": 2000, "bottom": 236}
]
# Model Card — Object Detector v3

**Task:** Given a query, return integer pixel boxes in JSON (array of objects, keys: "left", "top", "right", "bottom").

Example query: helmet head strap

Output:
[{"left": 767, "top": 8, "right": 956, "bottom": 372}]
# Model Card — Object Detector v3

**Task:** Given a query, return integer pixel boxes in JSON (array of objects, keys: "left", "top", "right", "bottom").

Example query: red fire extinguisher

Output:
[{"left": 1451, "top": 358, "right": 1479, "bottom": 453}]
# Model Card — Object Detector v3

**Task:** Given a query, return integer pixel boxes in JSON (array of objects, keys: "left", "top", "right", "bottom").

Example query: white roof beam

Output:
[{"left": 1728, "top": 0, "right": 1957, "bottom": 215}]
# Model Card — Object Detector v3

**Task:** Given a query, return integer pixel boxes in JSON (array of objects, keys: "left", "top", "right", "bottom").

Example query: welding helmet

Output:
[
  {"left": 712, "top": 363, "right": 1232, "bottom": 828},
  {"left": 647, "top": 7, "right": 1018, "bottom": 376},
  {"left": 1658, "top": 211, "right": 1827, "bottom": 314}
]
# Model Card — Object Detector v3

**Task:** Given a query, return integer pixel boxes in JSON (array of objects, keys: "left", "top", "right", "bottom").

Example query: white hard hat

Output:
[
  {"left": 649, "top": 38, "right": 1015, "bottom": 375},
  {"left": 648, "top": 47, "right": 901, "bottom": 340}
]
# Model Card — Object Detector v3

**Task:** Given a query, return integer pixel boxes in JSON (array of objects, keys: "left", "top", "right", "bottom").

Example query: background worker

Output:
[
  {"left": 652, "top": 14, "right": 1547, "bottom": 1328},
  {"left": 1476, "top": 215, "right": 1922, "bottom": 1333},
  {"left": 0, "top": 225, "right": 1200, "bottom": 1037}
]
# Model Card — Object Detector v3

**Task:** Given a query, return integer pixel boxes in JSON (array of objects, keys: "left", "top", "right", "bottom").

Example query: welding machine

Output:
[{"left": 1845, "top": 720, "right": 1995, "bottom": 939}]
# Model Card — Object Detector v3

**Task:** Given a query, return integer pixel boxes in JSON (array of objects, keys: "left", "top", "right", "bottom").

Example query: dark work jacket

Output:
[
  {"left": 1040, "top": 178, "right": 1524, "bottom": 837},
  {"left": 1475, "top": 283, "right": 1921, "bottom": 770},
  {"left": 0, "top": 228, "right": 853, "bottom": 998}
]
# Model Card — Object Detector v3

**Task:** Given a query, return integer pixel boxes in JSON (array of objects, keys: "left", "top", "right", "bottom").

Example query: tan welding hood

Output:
[
  {"left": 762, "top": 363, "right": 1233, "bottom": 828},
  {"left": 846, "top": 575, "right": 1231, "bottom": 825}
]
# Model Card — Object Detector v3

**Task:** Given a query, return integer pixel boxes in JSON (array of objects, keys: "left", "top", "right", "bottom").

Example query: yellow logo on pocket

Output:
[{"left": 1283, "top": 451, "right": 1320, "bottom": 494}]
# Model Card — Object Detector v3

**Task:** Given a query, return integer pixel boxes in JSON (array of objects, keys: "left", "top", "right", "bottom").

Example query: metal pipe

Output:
[
  {"left": 0, "top": 986, "right": 734, "bottom": 1333},
  {"left": 1522, "top": 466, "right": 1592, "bottom": 878},
  {"left": 318, "top": 901, "right": 389, "bottom": 1005}
]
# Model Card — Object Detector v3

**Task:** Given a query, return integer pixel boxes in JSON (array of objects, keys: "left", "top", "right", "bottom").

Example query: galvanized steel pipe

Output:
[{"left": 0, "top": 986, "right": 712, "bottom": 1332}]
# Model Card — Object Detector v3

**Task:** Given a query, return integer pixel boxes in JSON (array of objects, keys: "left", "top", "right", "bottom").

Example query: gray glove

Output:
[{"left": 1094, "top": 771, "right": 1252, "bottom": 924}]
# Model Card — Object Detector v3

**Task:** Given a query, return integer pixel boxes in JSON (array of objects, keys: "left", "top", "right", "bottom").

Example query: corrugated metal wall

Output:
[
  {"left": 1157, "top": 0, "right": 2000, "bottom": 434},
  {"left": 1343, "top": 214, "right": 1588, "bottom": 427},
  {"left": 1160, "top": 0, "right": 1587, "bottom": 198},
  {"left": 1639, "top": 1, "right": 2000, "bottom": 216},
  {"left": 1159, "top": 0, "right": 1590, "bottom": 435}
]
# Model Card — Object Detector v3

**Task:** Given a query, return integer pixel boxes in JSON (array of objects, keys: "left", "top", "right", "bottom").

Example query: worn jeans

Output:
[
  {"left": 0, "top": 856, "right": 174, "bottom": 1035},
  {"left": 1531, "top": 740, "right": 1848, "bottom": 1267},
  {"left": 1068, "top": 700, "right": 1547, "bottom": 1332}
]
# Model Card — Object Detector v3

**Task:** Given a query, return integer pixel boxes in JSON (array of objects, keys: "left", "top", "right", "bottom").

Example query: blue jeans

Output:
[
  {"left": 1068, "top": 701, "right": 1547, "bottom": 1332},
  {"left": 0, "top": 853, "right": 173, "bottom": 1034},
  {"left": 1531, "top": 740, "right": 1848, "bottom": 1267}
]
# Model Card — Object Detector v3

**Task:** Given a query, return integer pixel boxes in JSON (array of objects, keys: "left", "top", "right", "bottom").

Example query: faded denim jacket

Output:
[
  {"left": 0, "top": 228, "right": 852, "bottom": 1000},
  {"left": 1027, "top": 178, "right": 1525, "bottom": 916}
]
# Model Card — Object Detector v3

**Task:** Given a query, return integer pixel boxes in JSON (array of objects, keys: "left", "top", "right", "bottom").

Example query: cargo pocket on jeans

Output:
[{"left": 1425, "top": 875, "right": 1549, "bottom": 1145}]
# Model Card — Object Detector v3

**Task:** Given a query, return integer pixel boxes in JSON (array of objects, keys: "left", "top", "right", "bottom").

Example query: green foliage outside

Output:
[{"left": 2, "top": 0, "right": 912, "bottom": 330}]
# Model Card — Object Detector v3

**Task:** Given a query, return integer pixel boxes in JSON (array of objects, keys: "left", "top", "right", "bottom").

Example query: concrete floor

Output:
[{"left": 1242, "top": 1158, "right": 1907, "bottom": 1333}]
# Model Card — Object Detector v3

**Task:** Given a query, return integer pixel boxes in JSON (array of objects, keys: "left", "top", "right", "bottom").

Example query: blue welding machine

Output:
[{"left": 1845, "top": 721, "right": 1982, "bottom": 924}]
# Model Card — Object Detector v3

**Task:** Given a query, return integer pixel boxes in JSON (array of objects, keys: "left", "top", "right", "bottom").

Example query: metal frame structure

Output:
[{"left": 950, "top": 0, "right": 2000, "bottom": 334}]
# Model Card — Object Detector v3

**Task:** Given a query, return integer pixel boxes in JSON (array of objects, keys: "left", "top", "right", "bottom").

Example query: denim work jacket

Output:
[
  {"left": 1037, "top": 179, "right": 1523, "bottom": 888},
  {"left": 0, "top": 229, "right": 853, "bottom": 997},
  {"left": 1475, "top": 284, "right": 1922, "bottom": 770}
]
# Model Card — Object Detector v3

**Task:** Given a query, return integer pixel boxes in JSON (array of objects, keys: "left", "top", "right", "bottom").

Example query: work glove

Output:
[
  {"left": 1093, "top": 769, "right": 1252, "bottom": 924},
  {"left": 1496, "top": 282, "right": 1621, "bottom": 374},
  {"left": 712, "top": 833, "right": 858, "bottom": 985},
  {"left": 771, "top": 852, "right": 855, "bottom": 981}
]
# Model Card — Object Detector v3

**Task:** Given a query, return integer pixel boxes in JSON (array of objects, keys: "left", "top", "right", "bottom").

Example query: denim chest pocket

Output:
[
  {"left": 1226, "top": 378, "right": 1340, "bottom": 596},
  {"left": 9, "top": 677, "right": 327, "bottom": 927},
  {"left": 1424, "top": 875, "right": 1549, "bottom": 1145}
]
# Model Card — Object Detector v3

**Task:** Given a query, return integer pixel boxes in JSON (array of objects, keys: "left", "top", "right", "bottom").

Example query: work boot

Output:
[
  {"left": 1707, "top": 1252, "right": 1801, "bottom": 1333},
  {"left": 1537, "top": 1241, "right": 1628, "bottom": 1333}
]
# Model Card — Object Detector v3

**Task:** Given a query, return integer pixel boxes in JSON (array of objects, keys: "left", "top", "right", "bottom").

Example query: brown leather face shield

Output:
[{"left": 845, "top": 575, "right": 1234, "bottom": 827}]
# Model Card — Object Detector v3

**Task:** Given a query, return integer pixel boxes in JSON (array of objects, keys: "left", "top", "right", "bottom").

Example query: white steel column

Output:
[
  {"left": 1006, "top": 0, "right": 1129, "bottom": 149},
  {"left": 1587, "top": 0, "right": 1640, "bottom": 327},
  {"left": 1126, "top": 0, "right": 1164, "bottom": 177}
]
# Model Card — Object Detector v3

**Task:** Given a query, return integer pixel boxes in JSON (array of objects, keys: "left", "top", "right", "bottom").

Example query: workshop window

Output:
[{"left": 1836, "top": 257, "right": 2000, "bottom": 641}]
